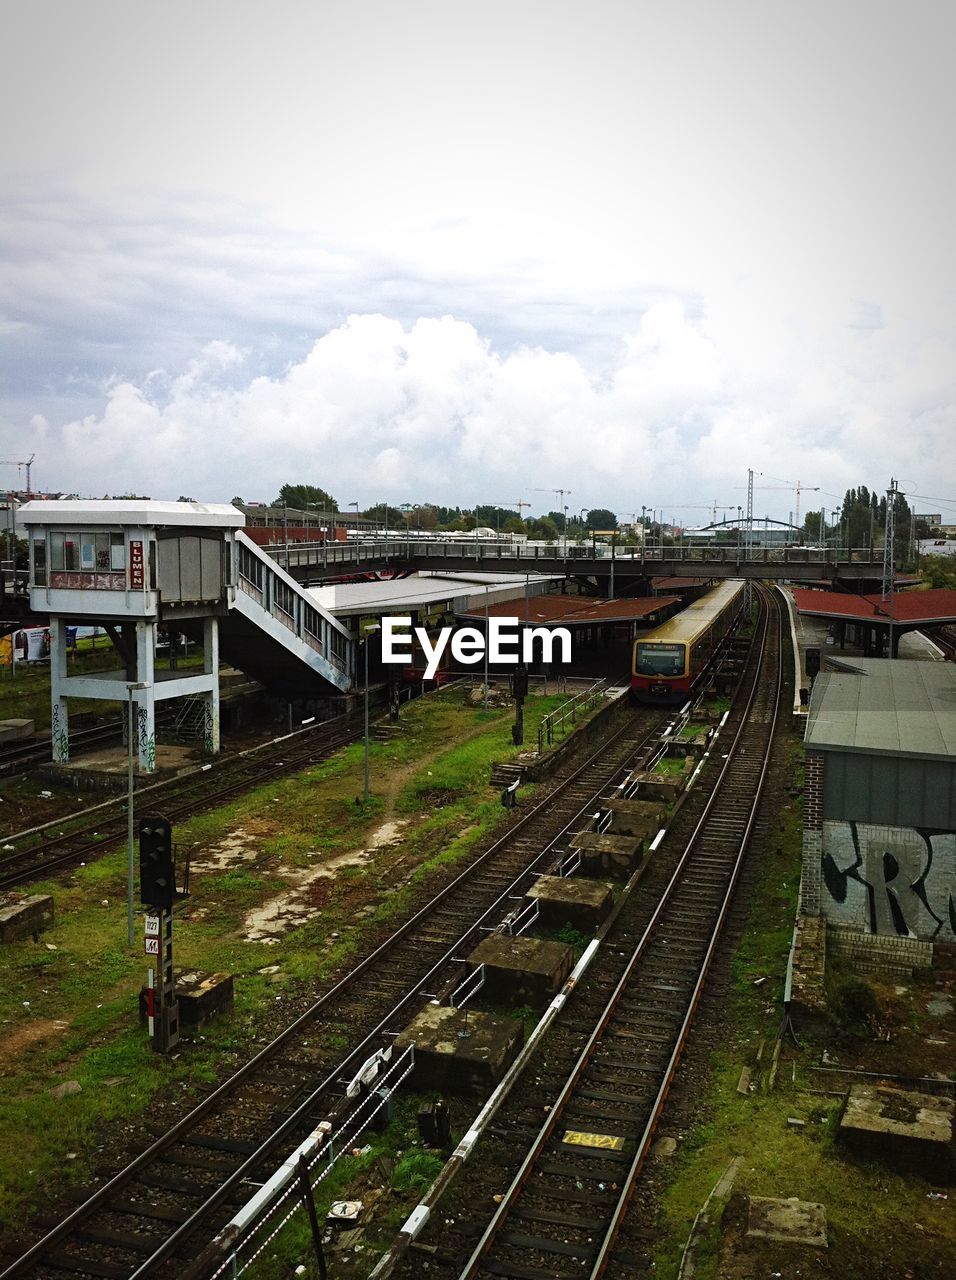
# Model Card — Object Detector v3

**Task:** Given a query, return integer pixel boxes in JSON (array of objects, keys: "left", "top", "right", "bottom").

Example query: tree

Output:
[
  {"left": 528, "top": 516, "right": 559, "bottom": 540},
  {"left": 274, "top": 483, "right": 338, "bottom": 512},
  {"left": 585, "top": 508, "right": 617, "bottom": 531},
  {"left": 363, "top": 503, "right": 406, "bottom": 527},
  {"left": 922, "top": 555, "right": 956, "bottom": 590}
]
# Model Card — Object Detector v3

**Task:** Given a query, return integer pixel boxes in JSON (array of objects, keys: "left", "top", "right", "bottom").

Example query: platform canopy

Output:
[
  {"left": 459, "top": 593, "right": 681, "bottom": 626},
  {"left": 792, "top": 587, "right": 956, "bottom": 627}
]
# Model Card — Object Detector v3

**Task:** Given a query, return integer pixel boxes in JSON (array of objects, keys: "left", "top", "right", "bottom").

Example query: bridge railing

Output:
[{"left": 271, "top": 539, "right": 885, "bottom": 572}]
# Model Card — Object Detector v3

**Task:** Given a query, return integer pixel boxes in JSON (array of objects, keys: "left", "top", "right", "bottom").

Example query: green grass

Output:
[
  {"left": 0, "top": 638, "right": 206, "bottom": 729},
  {"left": 0, "top": 683, "right": 582, "bottom": 1236},
  {"left": 647, "top": 740, "right": 956, "bottom": 1279}
]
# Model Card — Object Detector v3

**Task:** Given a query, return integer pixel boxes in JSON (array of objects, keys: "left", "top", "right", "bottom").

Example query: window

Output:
[
  {"left": 636, "top": 643, "right": 685, "bottom": 676},
  {"left": 110, "top": 533, "right": 125, "bottom": 570},
  {"left": 32, "top": 537, "right": 46, "bottom": 585},
  {"left": 64, "top": 533, "right": 79, "bottom": 571},
  {"left": 51, "top": 532, "right": 65, "bottom": 571},
  {"left": 80, "top": 534, "right": 96, "bottom": 570}
]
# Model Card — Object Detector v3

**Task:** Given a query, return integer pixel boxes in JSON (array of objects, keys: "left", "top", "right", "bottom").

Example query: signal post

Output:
[{"left": 140, "top": 816, "right": 186, "bottom": 1053}]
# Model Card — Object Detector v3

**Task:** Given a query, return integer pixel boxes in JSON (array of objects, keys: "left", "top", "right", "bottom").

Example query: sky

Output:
[{"left": 1, "top": 0, "right": 954, "bottom": 526}]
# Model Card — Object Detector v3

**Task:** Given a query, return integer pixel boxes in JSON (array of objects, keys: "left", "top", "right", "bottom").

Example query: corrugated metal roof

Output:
[
  {"left": 458, "top": 594, "right": 681, "bottom": 625},
  {"left": 806, "top": 660, "right": 956, "bottom": 760}
]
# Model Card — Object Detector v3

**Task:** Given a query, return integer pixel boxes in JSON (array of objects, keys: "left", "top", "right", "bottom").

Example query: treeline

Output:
[
  {"left": 800, "top": 484, "right": 925, "bottom": 560},
  {"left": 250, "top": 484, "right": 624, "bottom": 540}
]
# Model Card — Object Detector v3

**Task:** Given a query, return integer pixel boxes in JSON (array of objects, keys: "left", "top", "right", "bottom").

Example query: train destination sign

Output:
[{"left": 380, "top": 615, "right": 572, "bottom": 680}]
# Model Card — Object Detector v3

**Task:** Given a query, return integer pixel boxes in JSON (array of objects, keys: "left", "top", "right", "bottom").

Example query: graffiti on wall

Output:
[
  {"left": 821, "top": 820, "right": 956, "bottom": 941},
  {"left": 203, "top": 701, "right": 218, "bottom": 754},
  {"left": 137, "top": 705, "right": 156, "bottom": 772},
  {"left": 51, "top": 702, "right": 69, "bottom": 762}
]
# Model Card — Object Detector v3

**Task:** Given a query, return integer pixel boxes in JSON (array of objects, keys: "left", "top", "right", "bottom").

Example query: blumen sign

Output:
[{"left": 129, "top": 539, "right": 144, "bottom": 589}]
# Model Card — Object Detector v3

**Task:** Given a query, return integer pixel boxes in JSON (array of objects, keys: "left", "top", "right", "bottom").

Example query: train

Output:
[{"left": 631, "top": 579, "right": 746, "bottom": 704}]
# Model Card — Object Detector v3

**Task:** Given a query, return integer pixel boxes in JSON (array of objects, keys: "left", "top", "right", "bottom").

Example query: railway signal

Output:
[{"left": 139, "top": 815, "right": 187, "bottom": 1053}]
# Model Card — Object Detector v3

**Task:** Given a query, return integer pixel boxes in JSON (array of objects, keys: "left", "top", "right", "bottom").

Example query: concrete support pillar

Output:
[
  {"left": 49, "top": 617, "right": 70, "bottom": 762},
  {"left": 203, "top": 615, "right": 221, "bottom": 754},
  {"left": 135, "top": 621, "right": 157, "bottom": 772}
]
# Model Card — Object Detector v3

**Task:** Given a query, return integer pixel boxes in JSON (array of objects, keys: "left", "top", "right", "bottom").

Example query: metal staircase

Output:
[{"left": 225, "top": 532, "right": 355, "bottom": 695}]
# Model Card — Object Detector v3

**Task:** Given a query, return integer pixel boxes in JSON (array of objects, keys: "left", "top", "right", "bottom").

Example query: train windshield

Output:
[{"left": 636, "top": 643, "right": 685, "bottom": 676}]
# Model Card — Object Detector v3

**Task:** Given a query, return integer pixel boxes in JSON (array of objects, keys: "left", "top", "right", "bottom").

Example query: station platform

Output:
[{"left": 781, "top": 586, "right": 950, "bottom": 716}]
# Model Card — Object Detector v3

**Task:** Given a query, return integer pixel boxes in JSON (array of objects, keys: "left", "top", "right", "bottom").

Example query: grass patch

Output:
[
  {"left": 648, "top": 740, "right": 956, "bottom": 1279},
  {"left": 0, "top": 683, "right": 589, "bottom": 1237}
]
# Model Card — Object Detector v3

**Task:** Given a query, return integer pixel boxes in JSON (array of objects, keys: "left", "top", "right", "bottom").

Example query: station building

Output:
[
  {"left": 20, "top": 500, "right": 355, "bottom": 772},
  {"left": 801, "top": 658, "right": 956, "bottom": 946}
]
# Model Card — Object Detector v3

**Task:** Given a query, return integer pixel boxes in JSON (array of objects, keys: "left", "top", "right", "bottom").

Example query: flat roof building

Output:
[{"left": 802, "top": 659, "right": 956, "bottom": 945}]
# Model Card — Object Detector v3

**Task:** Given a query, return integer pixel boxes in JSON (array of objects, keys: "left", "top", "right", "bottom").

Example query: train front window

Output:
[{"left": 636, "top": 643, "right": 684, "bottom": 676}]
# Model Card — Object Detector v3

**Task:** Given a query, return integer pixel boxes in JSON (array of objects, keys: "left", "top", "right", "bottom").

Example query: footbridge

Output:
[
  {"left": 269, "top": 536, "right": 886, "bottom": 587},
  {"left": 19, "top": 501, "right": 354, "bottom": 771}
]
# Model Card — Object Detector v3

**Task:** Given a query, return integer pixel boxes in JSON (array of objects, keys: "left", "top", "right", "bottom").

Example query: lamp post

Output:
[
  {"left": 362, "top": 623, "right": 380, "bottom": 802},
  {"left": 126, "top": 680, "right": 151, "bottom": 947},
  {"left": 484, "top": 585, "right": 490, "bottom": 712}
]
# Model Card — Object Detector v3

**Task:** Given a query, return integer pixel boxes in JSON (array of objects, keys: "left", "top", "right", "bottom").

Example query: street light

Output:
[
  {"left": 484, "top": 585, "right": 490, "bottom": 712},
  {"left": 126, "top": 680, "right": 151, "bottom": 947},
  {"left": 361, "top": 623, "right": 380, "bottom": 802}
]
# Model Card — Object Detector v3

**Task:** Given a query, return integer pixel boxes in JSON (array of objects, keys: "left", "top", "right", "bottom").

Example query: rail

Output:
[
  {"left": 452, "top": 583, "right": 783, "bottom": 1279},
  {"left": 271, "top": 537, "right": 888, "bottom": 574},
  {"left": 0, "top": 699, "right": 669, "bottom": 1280},
  {"left": 537, "top": 678, "right": 606, "bottom": 753}
]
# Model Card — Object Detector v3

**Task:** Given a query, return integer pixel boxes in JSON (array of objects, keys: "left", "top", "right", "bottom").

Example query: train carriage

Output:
[{"left": 631, "top": 579, "right": 746, "bottom": 704}]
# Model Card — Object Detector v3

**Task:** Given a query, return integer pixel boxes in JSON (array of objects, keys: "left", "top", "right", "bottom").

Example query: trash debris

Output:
[{"left": 328, "top": 1200, "right": 363, "bottom": 1221}]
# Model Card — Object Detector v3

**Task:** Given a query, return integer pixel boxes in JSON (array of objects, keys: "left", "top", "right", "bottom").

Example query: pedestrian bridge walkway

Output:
[{"left": 271, "top": 536, "right": 887, "bottom": 585}]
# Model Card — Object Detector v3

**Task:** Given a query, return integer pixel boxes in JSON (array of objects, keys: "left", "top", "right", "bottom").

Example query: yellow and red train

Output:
[{"left": 631, "top": 580, "right": 746, "bottom": 704}]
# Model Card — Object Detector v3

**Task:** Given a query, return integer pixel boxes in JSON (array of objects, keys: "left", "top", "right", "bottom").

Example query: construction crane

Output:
[
  {"left": 0, "top": 452, "right": 35, "bottom": 494},
  {"left": 753, "top": 473, "right": 820, "bottom": 529},
  {"left": 531, "top": 486, "right": 572, "bottom": 520},
  {"left": 664, "top": 501, "right": 737, "bottom": 526}
]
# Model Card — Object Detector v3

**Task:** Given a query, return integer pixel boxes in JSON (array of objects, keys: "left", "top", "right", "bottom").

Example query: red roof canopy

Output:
[{"left": 792, "top": 587, "right": 956, "bottom": 625}]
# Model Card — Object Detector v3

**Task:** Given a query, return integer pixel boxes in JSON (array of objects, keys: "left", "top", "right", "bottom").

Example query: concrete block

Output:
[
  {"left": 570, "top": 830, "right": 644, "bottom": 876},
  {"left": 747, "top": 1197, "right": 827, "bottom": 1248},
  {"left": 604, "top": 798, "right": 665, "bottom": 838},
  {"left": 0, "top": 895, "right": 54, "bottom": 943},
  {"left": 628, "top": 772, "right": 684, "bottom": 803},
  {"left": 139, "top": 967, "right": 234, "bottom": 1027},
  {"left": 468, "top": 933, "right": 573, "bottom": 1007},
  {"left": 395, "top": 1004, "right": 523, "bottom": 1096},
  {"left": 526, "top": 875, "right": 613, "bottom": 932},
  {"left": 0, "top": 718, "right": 35, "bottom": 743},
  {"left": 838, "top": 1084, "right": 956, "bottom": 1181}
]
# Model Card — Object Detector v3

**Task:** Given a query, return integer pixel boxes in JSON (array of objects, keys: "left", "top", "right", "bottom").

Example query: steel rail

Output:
[
  {"left": 0, "top": 698, "right": 661, "bottom": 1280},
  {"left": 590, "top": 586, "right": 783, "bottom": 1277},
  {"left": 454, "top": 584, "right": 782, "bottom": 1280},
  {"left": 0, "top": 695, "right": 391, "bottom": 889}
]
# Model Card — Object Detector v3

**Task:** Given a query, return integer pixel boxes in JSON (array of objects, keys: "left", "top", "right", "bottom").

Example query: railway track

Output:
[
  {"left": 388, "top": 583, "right": 784, "bottom": 1280},
  {"left": 0, "top": 697, "right": 671, "bottom": 1280},
  {"left": 0, "top": 694, "right": 392, "bottom": 891},
  {"left": 0, "top": 720, "right": 124, "bottom": 779},
  {"left": 0, "top": 682, "right": 261, "bottom": 780}
]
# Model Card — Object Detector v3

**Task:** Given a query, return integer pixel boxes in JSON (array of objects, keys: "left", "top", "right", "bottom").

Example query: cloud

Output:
[{"left": 12, "top": 300, "right": 952, "bottom": 518}]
